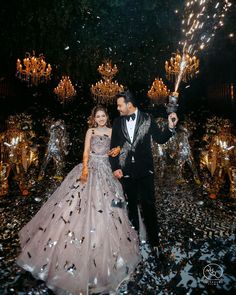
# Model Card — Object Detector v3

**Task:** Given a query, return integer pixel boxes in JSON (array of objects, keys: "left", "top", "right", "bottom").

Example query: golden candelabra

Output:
[
  {"left": 91, "top": 60, "right": 124, "bottom": 105},
  {"left": 16, "top": 51, "right": 52, "bottom": 87},
  {"left": 147, "top": 78, "right": 170, "bottom": 103},
  {"left": 54, "top": 76, "right": 77, "bottom": 104},
  {"left": 165, "top": 52, "right": 199, "bottom": 83},
  {"left": 98, "top": 61, "right": 119, "bottom": 78}
]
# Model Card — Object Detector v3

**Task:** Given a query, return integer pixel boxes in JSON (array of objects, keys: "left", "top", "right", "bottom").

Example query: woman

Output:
[{"left": 17, "top": 106, "right": 141, "bottom": 295}]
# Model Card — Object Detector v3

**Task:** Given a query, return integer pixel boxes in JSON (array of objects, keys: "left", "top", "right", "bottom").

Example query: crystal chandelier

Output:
[
  {"left": 16, "top": 51, "right": 52, "bottom": 87},
  {"left": 54, "top": 76, "right": 77, "bottom": 104},
  {"left": 165, "top": 52, "right": 199, "bottom": 83},
  {"left": 147, "top": 78, "right": 170, "bottom": 103},
  {"left": 91, "top": 60, "right": 124, "bottom": 105}
]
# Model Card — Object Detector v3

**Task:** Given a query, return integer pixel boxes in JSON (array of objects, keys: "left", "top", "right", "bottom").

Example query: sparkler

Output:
[
  {"left": 177, "top": 0, "right": 232, "bottom": 91},
  {"left": 180, "top": 0, "right": 232, "bottom": 56},
  {"left": 166, "top": 0, "right": 232, "bottom": 113},
  {"left": 180, "top": 0, "right": 231, "bottom": 83}
]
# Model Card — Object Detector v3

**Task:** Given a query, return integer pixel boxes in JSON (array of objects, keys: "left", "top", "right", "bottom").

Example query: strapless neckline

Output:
[{"left": 92, "top": 134, "right": 111, "bottom": 139}]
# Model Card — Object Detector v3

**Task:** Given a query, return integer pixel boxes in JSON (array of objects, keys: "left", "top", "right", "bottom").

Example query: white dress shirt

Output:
[{"left": 126, "top": 108, "right": 138, "bottom": 143}]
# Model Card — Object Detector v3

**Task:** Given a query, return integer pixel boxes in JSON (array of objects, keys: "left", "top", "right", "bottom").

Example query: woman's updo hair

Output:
[{"left": 87, "top": 105, "right": 111, "bottom": 128}]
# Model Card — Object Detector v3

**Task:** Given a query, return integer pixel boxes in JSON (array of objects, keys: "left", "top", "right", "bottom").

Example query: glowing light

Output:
[
  {"left": 90, "top": 60, "right": 124, "bottom": 105},
  {"left": 165, "top": 52, "right": 199, "bottom": 92},
  {"left": 180, "top": 0, "right": 232, "bottom": 55},
  {"left": 54, "top": 76, "right": 76, "bottom": 104},
  {"left": 147, "top": 78, "right": 170, "bottom": 102},
  {"left": 16, "top": 51, "right": 52, "bottom": 87},
  {"left": 173, "top": 0, "right": 232, "bottom": 92}
]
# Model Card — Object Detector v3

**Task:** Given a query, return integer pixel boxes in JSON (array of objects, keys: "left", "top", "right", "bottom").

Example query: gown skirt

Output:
[{"left": 17, "top": 135, "right": 141, "bottom": 295}]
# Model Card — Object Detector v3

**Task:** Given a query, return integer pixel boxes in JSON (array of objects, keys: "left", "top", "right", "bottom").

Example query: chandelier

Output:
[
  {"left": 54, "top": 76, "right": 77, "bottom": 104},
  {"left": 16, "top": 51, "right": 52, "bottom": 87},
  {"left": 91, "top": 60, "right": 124, "bottom": 105},
  {"left": 147, "top": 78, "right": 170, "bottom": 103},
  {"left": 165, "top": 52, "right": 199, "bottom": 83}
]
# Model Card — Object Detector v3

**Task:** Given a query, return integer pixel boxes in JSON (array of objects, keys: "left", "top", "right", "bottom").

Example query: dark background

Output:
[{"left": 0, "top": 0, "right": 235, "bottom": 124}]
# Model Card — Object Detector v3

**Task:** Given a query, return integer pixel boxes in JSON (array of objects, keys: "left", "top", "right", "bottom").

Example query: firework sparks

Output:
[
  {"left": 174, "top": 0, "right": 232, "bottom": 92},
  {"left": 180, "top": 0, "right": 231, "bottom": 55}
]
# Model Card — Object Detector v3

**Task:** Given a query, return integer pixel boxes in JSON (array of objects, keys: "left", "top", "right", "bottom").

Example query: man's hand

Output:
[
  {"left": 108, "top": 146, "right": 121, "bottom": 157},
  {"left": 168, "top": 112, "right": 178, "bottom": 129},
  {"left": 113, "top": 169, "right": 123, "bottom": 179}
]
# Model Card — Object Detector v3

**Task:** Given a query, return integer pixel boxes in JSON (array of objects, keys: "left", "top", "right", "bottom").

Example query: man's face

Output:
[{"left": 117, "top": 97, "right": 129, "bottom": 116}]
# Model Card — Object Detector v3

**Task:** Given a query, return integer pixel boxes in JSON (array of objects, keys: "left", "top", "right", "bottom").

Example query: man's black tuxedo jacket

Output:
[{"left": 109, "top": 110, "right": 173, "bottom": 179}]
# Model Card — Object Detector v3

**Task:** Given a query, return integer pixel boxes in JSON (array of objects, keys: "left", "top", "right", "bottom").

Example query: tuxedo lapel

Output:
[
  {"left": 133, "top": 110, "right": 143, "bottom": 142},
  {"left": 121, "top": 117, "right": 132, "bottom": 144}
]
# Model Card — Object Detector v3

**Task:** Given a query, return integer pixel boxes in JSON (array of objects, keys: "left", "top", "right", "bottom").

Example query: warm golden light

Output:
[
  {"left": 54, "top": 76, "right": 77, "bottom": 104},
  {"left": 91, "top": 60, "right": 124, "bottom": 105},
  {"left": 147, "top": 78, "right": 170, "bottom": 102},
  {"left": 165, "top": 52, "right": 199, "bottom": 83},
  {"left": 16, "top": 51, "right": 52, "bottom": 87}
]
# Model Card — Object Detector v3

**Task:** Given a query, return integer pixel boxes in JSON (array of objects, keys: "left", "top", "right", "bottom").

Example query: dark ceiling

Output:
[{"left": 0, "top": 0, "right": 235, "bottom": 118}]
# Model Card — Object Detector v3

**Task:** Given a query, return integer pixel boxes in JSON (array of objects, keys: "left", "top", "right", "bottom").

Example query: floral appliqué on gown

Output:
[{"left": 17, "top": 134, "right": 141, "bottom": 295}]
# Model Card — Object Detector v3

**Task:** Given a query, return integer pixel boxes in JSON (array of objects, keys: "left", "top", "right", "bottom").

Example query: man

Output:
[{"left": 109, "top": 90, "right": 178, "bottom": 254}]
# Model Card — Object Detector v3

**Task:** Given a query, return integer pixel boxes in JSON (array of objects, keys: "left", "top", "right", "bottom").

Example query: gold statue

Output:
[
  {"left": 208, "top": 119, "right": 236, "bottom": 200},
  {"left": 0, "top": 114, "right": 39, "bottom": 196}
]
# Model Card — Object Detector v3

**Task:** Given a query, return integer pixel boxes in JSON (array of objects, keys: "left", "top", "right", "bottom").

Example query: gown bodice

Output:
[{"left": 90, "top": 134, "right": 111, "bottom": 156}]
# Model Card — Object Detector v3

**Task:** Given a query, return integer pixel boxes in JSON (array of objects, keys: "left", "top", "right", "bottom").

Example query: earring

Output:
[{"left": 94, "top": 122, "right": 98, "bottom": 127}]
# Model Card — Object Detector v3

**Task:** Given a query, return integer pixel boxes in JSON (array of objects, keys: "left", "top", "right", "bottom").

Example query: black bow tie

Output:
[{"left": 125, "top": 113, "right": 136, "bottom": 121}]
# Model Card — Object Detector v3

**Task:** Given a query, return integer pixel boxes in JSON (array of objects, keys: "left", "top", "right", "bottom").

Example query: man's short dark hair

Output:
[{"left": 116, "top": 90, "right": 137, "bottom": 107}]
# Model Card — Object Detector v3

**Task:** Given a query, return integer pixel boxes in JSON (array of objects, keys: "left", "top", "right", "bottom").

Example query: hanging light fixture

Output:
[
  {"left": 54, "top": 76, "right": 77, "bottom": 104},
  {"left": 147, "top": 77, "right": 170, "bottom": 104},
  {"left": 16, "top": 51, "right": 52, "bottom": 87},
  {"left": 91, "top": 60, "right": 124, "bottom": 105}
]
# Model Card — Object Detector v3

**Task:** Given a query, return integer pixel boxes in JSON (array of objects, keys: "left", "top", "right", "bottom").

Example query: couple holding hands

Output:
[{"left": 17, "top": 90, "right": 178, "bottom": 295}]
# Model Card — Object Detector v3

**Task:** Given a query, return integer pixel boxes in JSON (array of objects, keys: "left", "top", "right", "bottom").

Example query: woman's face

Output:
[{"left": 94, "top": 110, "right": 107, "bottom": 127}]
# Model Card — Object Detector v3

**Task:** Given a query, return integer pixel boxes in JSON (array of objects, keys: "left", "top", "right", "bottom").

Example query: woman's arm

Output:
[
  {"left": 80, "top": 129, "right": 92, "bottom": 183},
  {"left": 109, "top": 119, "right": 122, "bottom": 172}
]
